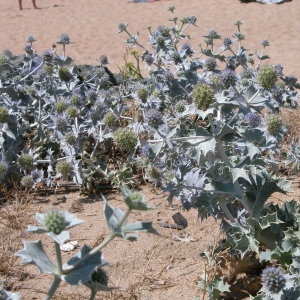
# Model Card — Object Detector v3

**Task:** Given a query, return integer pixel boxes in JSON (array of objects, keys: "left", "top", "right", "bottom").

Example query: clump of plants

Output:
[
  {"left": 118, "top": 7, "right": 300, "bottom": 299},
  {"left": 0, "top": 6, "right": 299, "bottom": 299}
]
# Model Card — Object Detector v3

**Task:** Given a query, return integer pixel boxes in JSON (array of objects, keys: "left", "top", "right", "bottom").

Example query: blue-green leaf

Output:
[{"left": 16, "top": 240, "right": 56, "bottom": 274}]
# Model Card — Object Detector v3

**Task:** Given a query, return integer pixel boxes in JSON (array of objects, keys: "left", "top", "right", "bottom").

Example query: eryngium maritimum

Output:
[{"left": 261, "top": 266, "right": 286, "bottom": 294}]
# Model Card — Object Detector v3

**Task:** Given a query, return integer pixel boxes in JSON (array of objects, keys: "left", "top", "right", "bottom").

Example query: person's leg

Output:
[
  {"left": 19, "top": 0, "right": 23, "bottom": 10},
  {"left": 32, "top": 0, "right": 38, "bottom": 8}
]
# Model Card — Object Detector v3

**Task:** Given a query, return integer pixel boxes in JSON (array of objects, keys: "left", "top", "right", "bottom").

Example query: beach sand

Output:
[{"left": 0, "top": 0, "right": 299, "bottom": 78}]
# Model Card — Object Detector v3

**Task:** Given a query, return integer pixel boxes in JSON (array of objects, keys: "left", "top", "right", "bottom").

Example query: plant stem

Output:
[
  {"left": 19, "top": 61, "right": 44, "bottom": 82},
  {"left": 219, "top": 202, "right": 235, "bottom": 223},
  {"left": 64, "top": 207, "right": 131, "bottom": 273},
  {"left": 55, "top": 241, "right": 63, "bottom": 274},
  {"left": 45, "top": 275, "right": 61, "bottom": 300},
  {"left": 147, "top": 135, "right": 211, "bottom": 144},
  {"left": 89, "top": 289, "right": 97, "bottom": 300}
]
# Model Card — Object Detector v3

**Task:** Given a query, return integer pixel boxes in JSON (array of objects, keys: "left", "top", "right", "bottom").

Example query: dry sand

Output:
[{"left": 0, "top": 0, "right": 299, "bottom": 78}]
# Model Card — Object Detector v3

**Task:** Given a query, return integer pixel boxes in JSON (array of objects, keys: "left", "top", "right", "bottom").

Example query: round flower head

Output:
[
  {"left": 90, "top": 268, "right": 108, "bottom": 286},
  {"left": 103, "top": 111, "right": 118, "bottom": 128},
  {"left": 136, "top": 87, "right": 149, "bottom": 102},
  {"left": 261, "top": 39, "right": 270, "bottom": 47},
  {"left": 55, "top": 161, "right": 73, "bottom": 177},
  {"left": 0, "top": 107, "right": 9, "bottom": 123},
  {"left": 121, "top": 185, "right": 154, "bottom": 211},
  {"left": 142, "top": 52, "right": 154, "bottom": 66},
  {"left": 42, "top": 50, "right": 53, "bottom": 62},
  {"left": 55, "top": 117, "right": 68, "bottom": 132},
  {"left": 146, "top": 108, "right": 163, "bottom": 129},
  {"left": 175, "top": 100, "right": 188, "bottom": 114},
  {"left": 258, "top": 65, "right": 277, "bottom": 90},
  {"left": 18, "top": 154, "right": 34, "bottom": 171},
  {"left": 114, "top": 128, "right": 137, "bottom": 152},
  {"left": 226, "top": 57, "right": 236, "bottom": 70},
  {"left": 267, "top": 115, "right": 283, "bottom": 135},
  {"left": 181, "top": 15, "right": 197, "bottom": 25},
  {"left": 204, "top": 57, "right": 217, "bottom": 71},
  {"left": 220, "top": 68, "right": 237, "bottom": 88},
  {"left": 44, "top": 209, "right": 67, "bottom": 235},
  {"left": 70, "top": 94, "right": 83, "bottom": 107},
  {"left": 180, "top": 43, "right": 194, "bottom": 57},
  {"left": 170, "top": 51, "right": 182, "bottom": 64},
  {"left": 66, "top": 107, "right": 79, "bottom": 118},
  {"left": 140, "top": 144, "right": 151, "bottom": 158},
  {"left": 27, "top": 209, "right": 84, "bottom": 245},
  {"left": 261, "top": 266, "right": 286, "bottom": 294},
  {"left": 97, "top": 54, "right": 108, "bottom": 65},
  {"left": 55, "top": 100, "right": 68, "bottom": 113},
  {"left": 84, "top": 265, "right": 114, "bottom": 292},
  {"left": 57, "top": 33, "right": 70, "bottom": 45},
  {"left": 192, "top": 83, "right": 215, "bottom": 110},
  {"left": 223, "top": 37, "right": 232, "bottom": 48},
  {"left": 245, "top": 113, "right": 260, "bottom": 127},
  {"left": 58, "top": 67, "right": 73, "bottom": 82},
  {"left": 65, "top": 132, "right": 76, "bottom": 145},
  {"left": 27, "top": 35, "right": 36, "bottom": 43},
  {"left": 21, "top": 175, "right": 34, "bottom": 188},
  {"left": 2, "top": 49, "right": 13, "bottom": 59},
  {"left": 118, "top": 23, "right": 128, "bottom": 33},
  {"left": 86, "top": 90, "right": 98, "bottom": 104},
  {"left": 204, "top": 29, "right": 221, "bottom": 40}
]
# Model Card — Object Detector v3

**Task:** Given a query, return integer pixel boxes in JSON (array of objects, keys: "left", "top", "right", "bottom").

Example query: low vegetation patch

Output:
[{"left": 0, "top": 6, "right": 300, "bottom": 299}]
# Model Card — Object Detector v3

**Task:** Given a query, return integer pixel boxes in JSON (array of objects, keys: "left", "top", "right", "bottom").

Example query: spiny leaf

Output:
[{"left": 16, "top": 240, "right": 56, "bottom": 274}]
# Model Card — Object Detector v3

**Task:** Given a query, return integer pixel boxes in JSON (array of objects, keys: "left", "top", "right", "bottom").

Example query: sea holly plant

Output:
[
  {"left": 119, "top": 6, "right": 297, "bottom": 223},
  {"left": 16, "top": 186, "right": 156, "bottom": 299}
]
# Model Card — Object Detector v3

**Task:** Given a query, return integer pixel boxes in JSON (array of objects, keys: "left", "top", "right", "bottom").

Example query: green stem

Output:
[
  {"left": 147, "top": 135, "right": 211, "bottom": 144},
  {"left": 19, "top": 61, "right": 44, "bottom": 82},
  {"left": 45, "top": 275, "right": 61, "bottom": 300},
  {"left": 89, "top": 289, "right": 97, "bottom": 300},
  {"left": 55, "top": 242, "right": 63, "bottom": 274},
  {"left": 64, "top": 207, "right": 132, "bottom": 273},
  {"left": 219, "top": 202, "right": 235, "bottom": 223}
]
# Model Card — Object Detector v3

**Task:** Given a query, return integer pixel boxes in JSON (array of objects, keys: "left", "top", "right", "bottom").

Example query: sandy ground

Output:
[{"left": 0, "top": 0, "right": 299, "bottom": 78}]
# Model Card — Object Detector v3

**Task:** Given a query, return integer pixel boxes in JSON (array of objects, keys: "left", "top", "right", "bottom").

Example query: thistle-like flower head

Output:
[
  {"left": 114, "top": 128, "right": 137, "bottom": 152},
  {"left": 223, "top": 37, "right": 233, "bottom": 48},
  {"left": 57, "top": 33, "right": 71, "bottom": 45},
  {"left": 20, "top": 175, "right": 34, "bottom": 188},
  {"left": 192, "top": 83, "right": 215, "bottom": 110},
  {"left": 103, "top": 111, "right": 118, "bottom": 128},
  {"left": 2, "top": 49, "right": 13, "bottom": 59},
  {"left": 245, "top": 113, "right": 261, "bottom": 128},
  {"left": 204, "top": 57, "right": 217, "bottom": 71},
  {"left": 27, "top": 35, "right": 36, "bottom": 43},
  {"left": 18, "top": 152, "right": 34, "bottom": 172},
  {"left": 55, "top": 161, "right": 73, "bottom": 177},
  {"left": 261, "top": 266, "right": 286, "bottom": 294},
  {"left": 220, "top": 68, "right": 237, "bottom": 88},
  {"left": 118, "top": 23, "right": 128, "bottom": 33},
  {"left": 97, "top": 55, "right": 109, "bottom": 65},
  {"left": 180, "top": 43, "right": 194, "bottom": 57},
  {"left": 121, "top": 185, "right": 154, "bottom": 211},
  {"left": 267, "top": 115, "right": 283, "bottom": 135},
  {"left": 27, "top": 209, "right": 84, "bottom": 244},
  {"left": 0, "top": 107, "right": 9, "bottom": 123},
  {"left": 146, "top": 108, "right": 163, "bottom": 129},
  {"left": 258, "top": 65, "right": 278, "bottom": 90}
]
